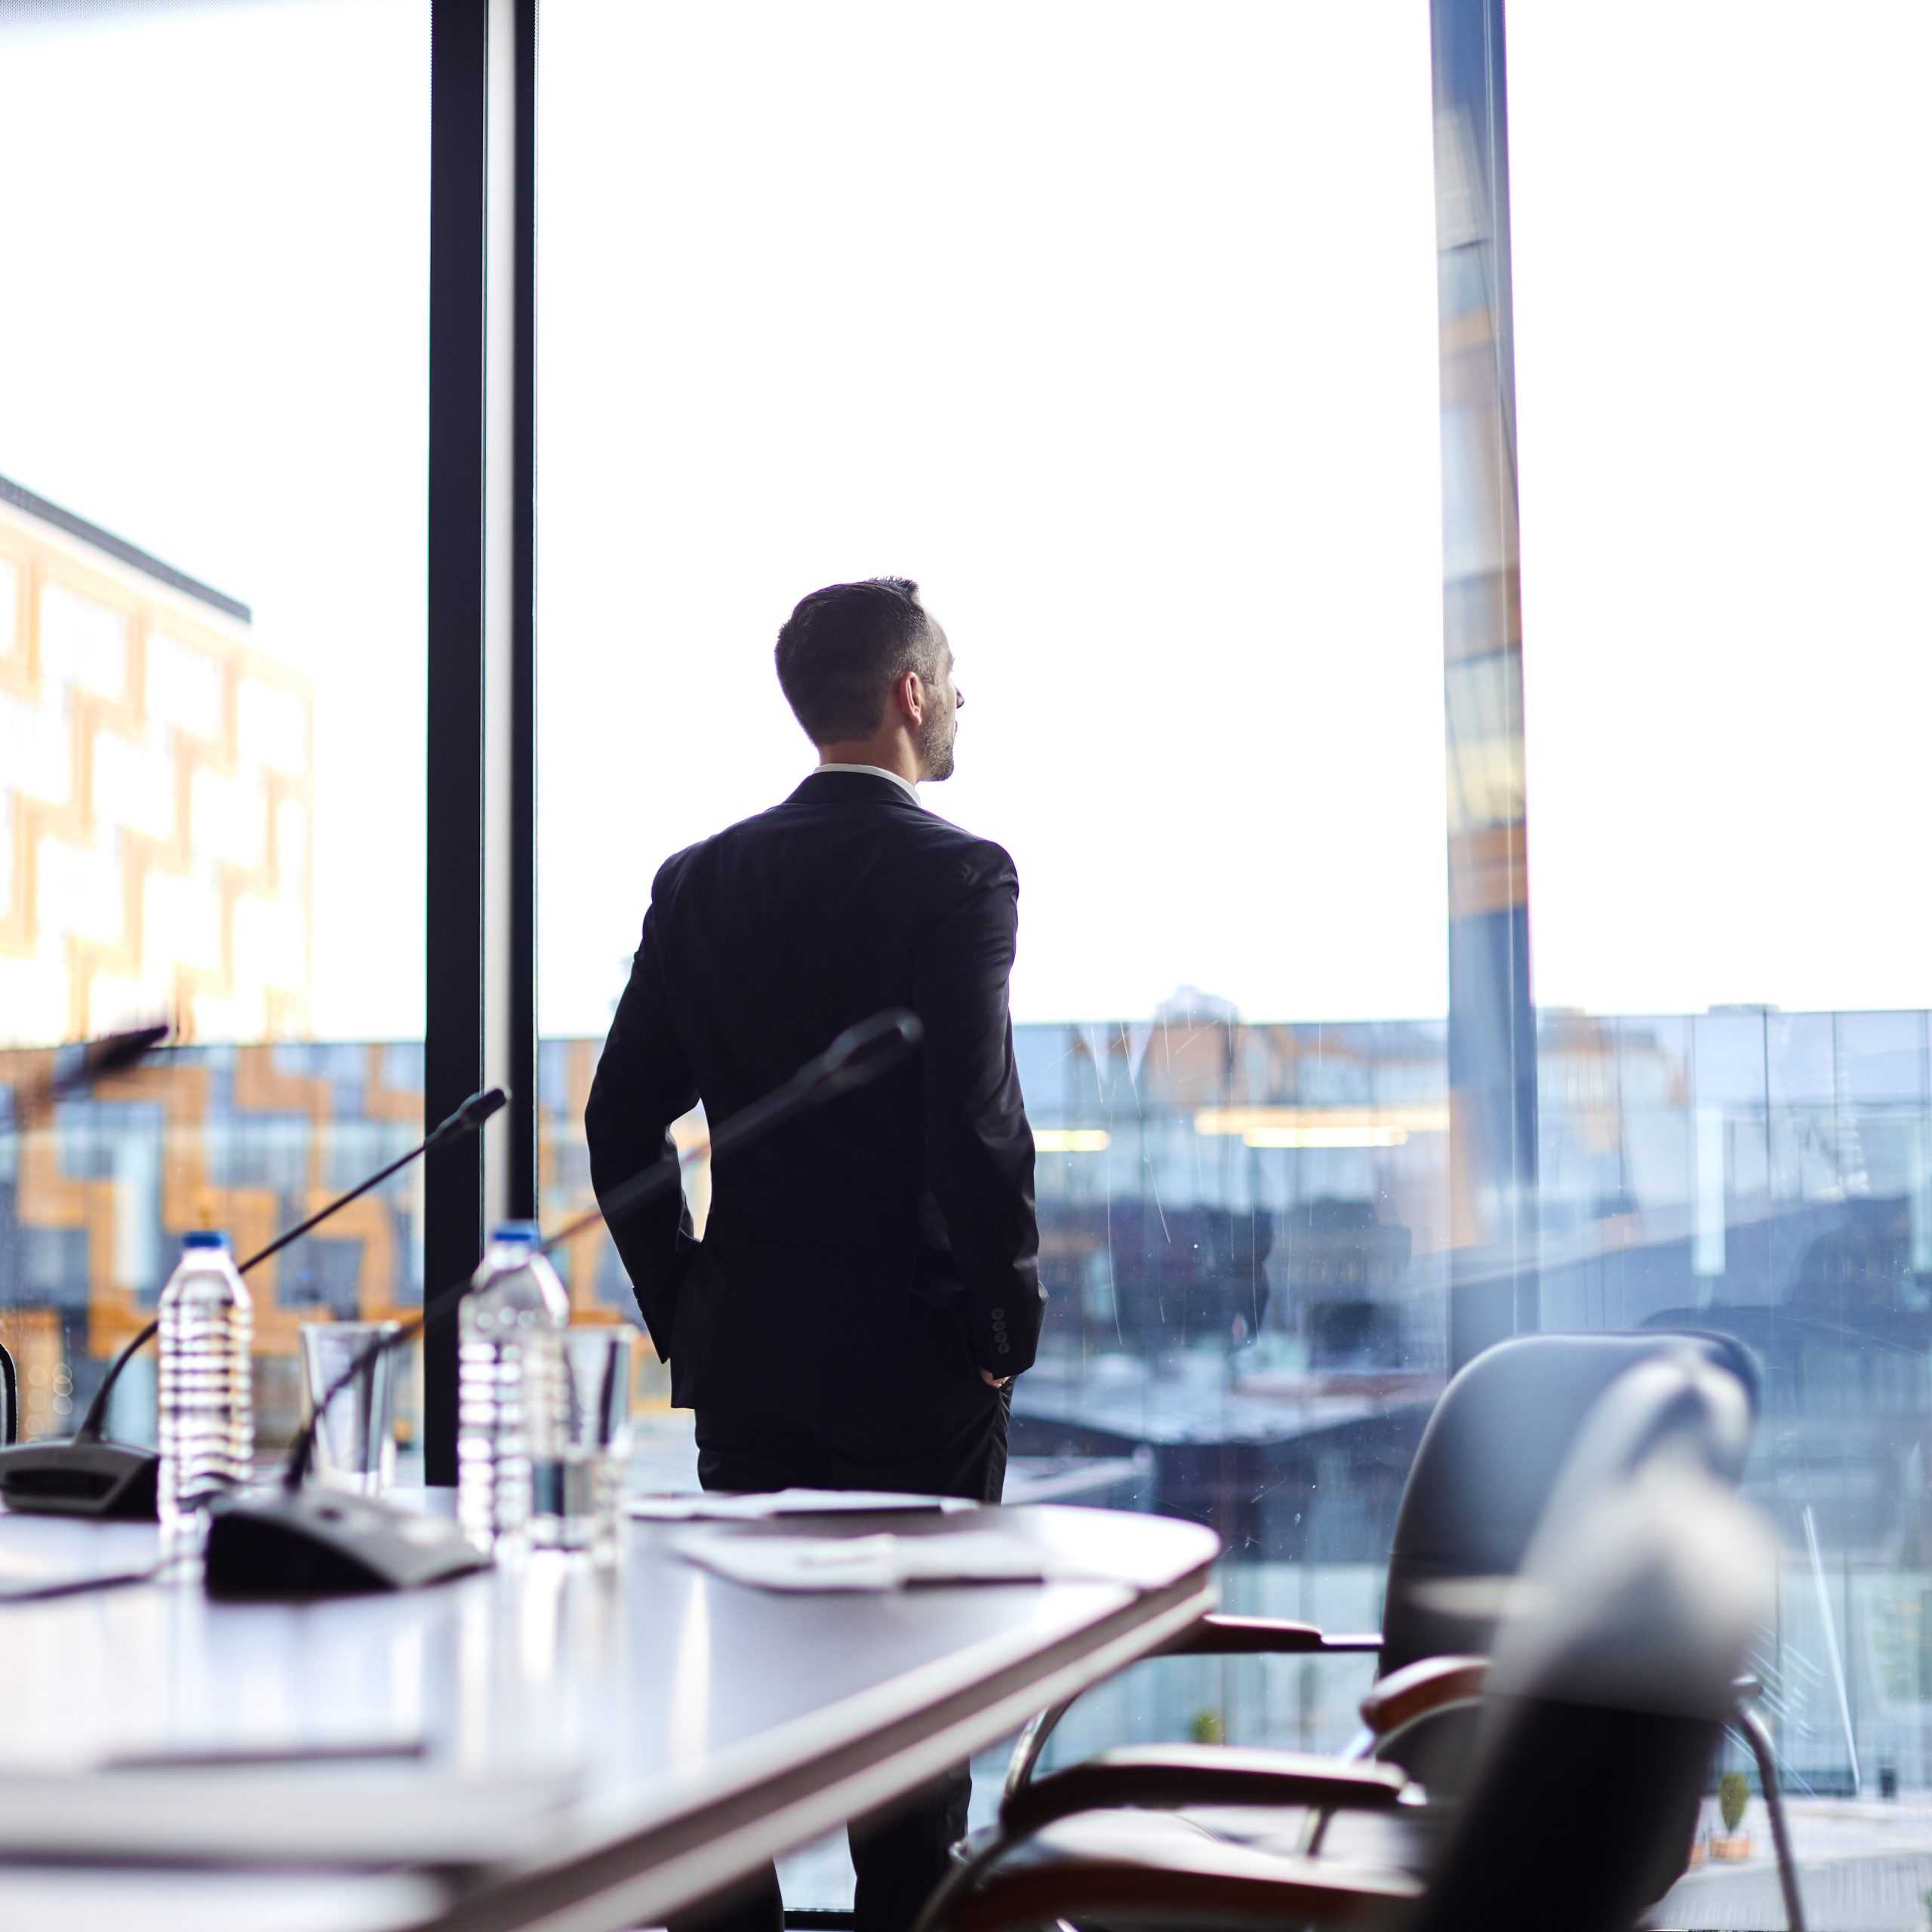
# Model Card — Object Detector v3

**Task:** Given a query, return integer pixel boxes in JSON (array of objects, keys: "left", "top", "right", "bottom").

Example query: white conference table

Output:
[{"left": 0, "top": 1497, "right": 1218, "bottom": 1932}]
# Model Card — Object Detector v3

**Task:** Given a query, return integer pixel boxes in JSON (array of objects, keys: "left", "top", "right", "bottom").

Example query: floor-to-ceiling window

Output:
[
  {"left": 1509, "top": 3, "right": 1932, "bottom": 1914},
  {"left": 9, "top": 0, "right": 1924, "bottom": 1915},
  {"left": 535, "top": 0, "right": 1444, "bottom": 1900},
  {"left": 0, "top": 0, "right": 431, "bottom": 1460}
]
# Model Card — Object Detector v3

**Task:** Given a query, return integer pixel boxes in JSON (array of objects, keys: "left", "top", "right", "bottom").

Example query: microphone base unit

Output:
[
  {"left": 204, "top": 1489, "right": 493, "bottom": 1599},
  {"left": 0, "top": 1438, "right": 160, "bottom": 1520}
]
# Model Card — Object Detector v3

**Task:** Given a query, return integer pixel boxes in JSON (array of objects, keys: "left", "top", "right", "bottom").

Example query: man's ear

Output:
[{"left": 896, "top": 668, "right": 925, "bottom": 725}]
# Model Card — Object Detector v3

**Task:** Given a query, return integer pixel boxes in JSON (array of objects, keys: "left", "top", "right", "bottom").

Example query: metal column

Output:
[{"left": 1432, "top": 0, "right": 1539, "bottom": 1368}]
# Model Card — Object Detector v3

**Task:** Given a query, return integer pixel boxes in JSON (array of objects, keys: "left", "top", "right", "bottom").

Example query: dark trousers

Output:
[{"left": 669, "top": 1389, "right": 1011, "bottom": 1932}]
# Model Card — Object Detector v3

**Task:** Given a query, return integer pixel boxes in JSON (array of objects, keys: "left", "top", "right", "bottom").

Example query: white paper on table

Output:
[
  {"left": 670, "top": 1525, "right": 1063, "bottom": 1592},
  {"left": 626, "top": 1488, "right": 973, "bottom": 1522},
  {"left": 0, "top": 1763, "right": 580, "bottom": 1864}
]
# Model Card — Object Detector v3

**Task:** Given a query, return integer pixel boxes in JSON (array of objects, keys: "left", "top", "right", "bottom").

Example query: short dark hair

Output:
[{"left": 774, "top": 577, "right": 939, "bottom": 745}]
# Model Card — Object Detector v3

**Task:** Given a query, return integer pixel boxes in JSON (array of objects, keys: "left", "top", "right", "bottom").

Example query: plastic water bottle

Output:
[
  {"left": 457, "top": 1222, "right": 570, "bottom": 1552},
  {"left": 156, "top": 1230, "right": 254, "bottom": 1548}
]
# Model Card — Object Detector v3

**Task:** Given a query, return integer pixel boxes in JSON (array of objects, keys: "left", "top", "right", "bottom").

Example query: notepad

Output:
[
  {"left": 627, "top": 1488, "right": 973, "bottom": 1522},
  {"left": 0, "top": 1764, "right": 580, "bottom": 1864},
  {"left": 672, "top": 1524, "right": 1057, "bottom": 1592}
]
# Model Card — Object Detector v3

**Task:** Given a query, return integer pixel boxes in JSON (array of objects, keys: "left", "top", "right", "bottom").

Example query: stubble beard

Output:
[{"left": 918, "top": 706, "right": 957, "bottom": 783}]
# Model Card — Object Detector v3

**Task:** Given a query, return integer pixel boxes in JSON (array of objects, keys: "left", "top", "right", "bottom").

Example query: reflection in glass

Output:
[{"left": 1508, "top": 2, "right": 1932, "bottom": 1903}]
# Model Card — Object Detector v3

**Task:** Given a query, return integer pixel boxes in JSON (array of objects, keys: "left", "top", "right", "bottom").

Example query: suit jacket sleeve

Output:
[
  {"left": 585, "top": 895, "right": 700, "bottom": 1362},
  {"left": 912, "top": 845, "right": 1044, "bottom": 1374}
]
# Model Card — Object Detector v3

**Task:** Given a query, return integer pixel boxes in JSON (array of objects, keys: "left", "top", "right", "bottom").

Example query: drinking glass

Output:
[
  {"left": 298, "top": 1321, "right": 401, "bottom": 1494},
  {"left": 531, "top": 1327, "right": 635, "bottom": 1557}
]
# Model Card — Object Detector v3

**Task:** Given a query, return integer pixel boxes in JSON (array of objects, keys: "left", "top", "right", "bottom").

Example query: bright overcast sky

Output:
[
  {"left": 2, "top": 1, "right": 1926, "bottom": 1043},
  {"left": 0, "top": 0, "right": 429, "bottom": 1042}
]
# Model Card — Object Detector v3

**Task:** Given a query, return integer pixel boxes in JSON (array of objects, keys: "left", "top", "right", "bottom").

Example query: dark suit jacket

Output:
[{"left": 584, "top": 770, "right": 1042, "bottom": 1438}]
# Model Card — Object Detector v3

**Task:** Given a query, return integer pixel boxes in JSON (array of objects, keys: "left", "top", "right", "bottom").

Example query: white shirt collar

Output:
[{"left": 814, "top": 762, "right": 923, "bottom": 808}]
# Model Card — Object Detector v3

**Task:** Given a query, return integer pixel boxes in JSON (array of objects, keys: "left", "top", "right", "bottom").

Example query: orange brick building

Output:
[{"left": 0, "top": 475, "right": 313, "bottom": 1049}]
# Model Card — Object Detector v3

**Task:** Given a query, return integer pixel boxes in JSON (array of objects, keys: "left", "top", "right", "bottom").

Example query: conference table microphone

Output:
[
  {"left": 0, "top": 1088, "right": 507, "bottom": 1521},
  {"left": 1, "top": 1023, "right": 172, "bottom": 1142},
  {"left": 5, "top": 1022, "right": 174, "bottom": 1115},
  {"left": 0, "top": 1019, "right": 168, "bottom": 1466},
  {"left": 202, "top": 1009, "right": 924, "bottom": 1599}
]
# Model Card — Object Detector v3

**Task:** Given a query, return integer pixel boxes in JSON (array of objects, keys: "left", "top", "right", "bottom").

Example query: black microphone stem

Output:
[
  {"left": 75, "top": 1090, "right": 506, "bottom": 1443},
  {"left": 286, "top": 1119, "right": 723, "bottom": 1491},
  {"left": 540, "top": 1008, "right": 924, "bottom": 1259},
  {"left": 285, "top": 1010, "right": 924, "bottom": 1493},
  {"left": 237, "top": 1131, "right": 453, "bottom": 1277}
]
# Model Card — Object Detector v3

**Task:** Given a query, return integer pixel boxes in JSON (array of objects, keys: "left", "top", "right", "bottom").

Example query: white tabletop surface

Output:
[{"left": 0, "top": 1497, "right": 1217, "bottom": 1932}]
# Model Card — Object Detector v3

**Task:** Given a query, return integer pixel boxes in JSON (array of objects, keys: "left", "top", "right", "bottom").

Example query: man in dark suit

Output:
[{"left": 586, "top": 576, "right": 1042, "bottom": 1932}]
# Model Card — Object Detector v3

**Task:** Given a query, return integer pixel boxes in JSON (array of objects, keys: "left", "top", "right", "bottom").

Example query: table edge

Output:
[{"left": 420, "top": 1541, "right": 1218, "bottom": 1932}]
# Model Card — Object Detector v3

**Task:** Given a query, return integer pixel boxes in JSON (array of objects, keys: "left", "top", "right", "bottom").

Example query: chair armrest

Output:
[
  {"left": 942, "top": 1835, "right": 1423, "bottom": 1932},
  {"left": 1358, "top": 1654, "right": 1489, "bottom": 1740},
  {"left": 1159, "top": 1614, "right": 1384, "bottom": 1657},
  {"left": 1001, "top": 1744, "right": 1412, "bottom": 1840},
  {"left": 1002, "top": 1617, "right": 1387, "bottom": 1801}
]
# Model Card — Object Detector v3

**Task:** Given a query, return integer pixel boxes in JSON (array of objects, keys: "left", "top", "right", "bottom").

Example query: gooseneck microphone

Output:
[
  {"left": 0, "top": 1020, "right": 170, "bottom": 1495},
  {"left": 75, "top": 1087, "right": 508, "bottom": 1444},
  {"left": 202, "top": 1010, "right": 923, "bottom": 1599},
  {"left": 1, "top": 1023, "right": 172, "bottom": 1125},
  {"left": 45, "top": 1022, "right": 174, "bottom": 1106},
  {"left": 0, "top": 1088, "right": 507, "bottom": 1521},
  {"left": 288, "top": 1009, "right": 921, "bottom": 1491}
]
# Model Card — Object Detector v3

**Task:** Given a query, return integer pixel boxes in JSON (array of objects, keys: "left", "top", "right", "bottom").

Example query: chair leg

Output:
[
  {"left": 913, "top": 1827, "right": 1014, "bottom": 1932},
  {"left": 1729, "top": 1702, "right": 1807, "bottom": 1932},
  {"left": 1300, "top": 1726, "right": 1376, "bottom": 1858},
  {"left": 1004, "top": 1700, "right": 1075, "bottom": 1802},
  {"left": 944, "top": 1700, "right": 1072, "bottom": 1932}
]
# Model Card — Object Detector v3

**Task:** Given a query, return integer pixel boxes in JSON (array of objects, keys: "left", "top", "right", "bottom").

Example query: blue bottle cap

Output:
[
  {"left": 489, "top": 1220, "right": 540, "bottom": 1244},
  {"left": 183, "top": 1230, "right": 230, "bottom": 1250}
]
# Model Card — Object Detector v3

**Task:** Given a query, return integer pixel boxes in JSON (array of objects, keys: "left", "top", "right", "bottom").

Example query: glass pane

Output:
[
  {"left": 0, "top": 2, "right": 429, "bottom": 1459},
  {"left": 1510, "top": 2, "right": 1932, "bottom": 1908},
  {"left": 538, "top": 0, "right": 1443, "bottom": 1904}
]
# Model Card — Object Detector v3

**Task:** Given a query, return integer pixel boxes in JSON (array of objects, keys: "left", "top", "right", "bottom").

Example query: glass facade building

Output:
[{"left": 11, "top": 1008, "right": 1932, "bottom": 1794}]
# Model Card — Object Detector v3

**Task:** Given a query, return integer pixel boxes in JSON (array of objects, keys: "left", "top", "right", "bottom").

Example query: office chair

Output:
[
  {"left": 1304, "top": 1344, "right": 1799, "bottom": 1923},
  {"left": 999, "top": 1329, "right": 1758, "bottom": 1798},
  {"left": 975, "top": 1332, "right": 1803, "bottom": 1929},
  {"left": 919, "top": 1418, "right": 1775, "bottom": 1932},
  {"left": 1, "top": 1340, "right": 15, "bottom": 1446}
]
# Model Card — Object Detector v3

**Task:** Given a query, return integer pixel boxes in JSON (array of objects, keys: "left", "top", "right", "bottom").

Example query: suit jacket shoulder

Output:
[
  {"left": 906, "top": 821, "right": 1017, "bottom": 907},
  {"left": 662, "top": 795, "right": 1017, "bottom": 911}
]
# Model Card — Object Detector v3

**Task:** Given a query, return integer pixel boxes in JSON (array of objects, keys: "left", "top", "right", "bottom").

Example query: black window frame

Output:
[{"left": 423, "top": 0, "right": 538, "bottom": 1481}]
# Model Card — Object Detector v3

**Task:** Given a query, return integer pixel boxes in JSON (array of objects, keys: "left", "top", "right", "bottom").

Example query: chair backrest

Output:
[
  {"left": 1414, "top": 1459, "right": 1771, "bottom": 1932},
  {"left": 0, "top": 1340, "right": 15, "bottom": 1445},
  {"left": 1378, "top": 1329, "right": 1758, "bottom": 1681},
  {"left": 1521, "top": 1350, "right": 1752, "bottom": 1567}
]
